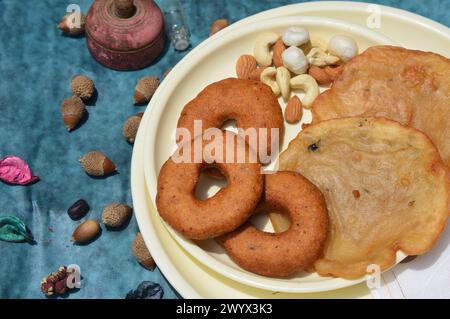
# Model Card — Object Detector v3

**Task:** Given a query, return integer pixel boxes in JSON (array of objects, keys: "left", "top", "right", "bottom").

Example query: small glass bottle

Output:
[{"left": 160, "top": 0, "right": 191, "bottom": 51}]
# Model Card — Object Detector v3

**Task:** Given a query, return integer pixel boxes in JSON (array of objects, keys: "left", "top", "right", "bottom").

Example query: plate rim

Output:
[
  {"left": 132, "top": 1, "right": 449, "bottom": 298},
  {"left": 141, "top": 15, "right": 401, "bottom": 293}
]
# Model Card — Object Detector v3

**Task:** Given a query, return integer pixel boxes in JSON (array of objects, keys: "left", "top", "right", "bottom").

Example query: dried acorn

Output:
[
  {"left": 163, "top": 67, "right": 172, "bottom": 79},
  {"left": 133, "top": 76, "right": 160, "bottom": 105},
  {"left": 209, "top": 19, "right": 228, "bottom": 36},
  {"left": 79, "top": 151, "right": 116, "bottom": 177},
  {"left": 71, "top": 220, "right": 101, "bottom": 244},
  {"left": 61, "top": 96, "right": 85, "bottom": 132},
  {"left": 67, "top": 199, "right": 90, "bottom": 220},
  {"left": 126, "top": 281, "right": 163, "bottom": 299},
  {"left": 71, "top": 75, "right": 95, "bottom": 101},
  {"left": 123, "top": 113, "right": 143, "bottom": 144},
  {"left": 132, "top": 233, "right": 155, "bottom": 270},
  {"left": 102, "top": 203, "right": 132, "bottom": 228},
  {"left": 58, "top": 12, "right": 86, "bottom": 36}
]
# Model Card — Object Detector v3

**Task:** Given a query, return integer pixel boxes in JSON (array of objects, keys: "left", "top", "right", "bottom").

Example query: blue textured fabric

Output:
[{"left": 0, "top": 0, "right": 448, "bottom": 299}]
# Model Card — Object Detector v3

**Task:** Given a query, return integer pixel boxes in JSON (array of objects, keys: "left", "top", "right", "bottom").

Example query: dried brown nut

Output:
[
  {"left": 123, "top": 113, "right": 144, "bottom": 144},
  {"left": 163, "top": 67, "right": 173, "bottom": 79},
  {"left": 71, "top": 75, "right": 95, "bottom": 101},
  {"left": 79, "top": 151, "right": 116, "bottom": 177},
  {"left": 285, "top": 96, "right": 303, "bottom": 124},
  {"left": 132, "top": 233, "right": 155, "bottom": 270},
  {"left": 247, "top": 67, "right": 266, "bottom": 81},
  {"left": 71, "top": 220, "right": 101, "bottom": 244},
  {"left": 308, "top": 65, "right": 332, "bottom": 85},
  {"left": 273, "top": 38, "right": 286, "bottom": 68},
  {"left": 67, "top": 199, "right": 90, "bottom": 220},
  {"left": 102, "top": 203, "right": 132, "bottom": 228},
  {"left": 324, "top": 65, "right": 344, "bottom": 81},
  {"left": 236, "top": 54, "right": 257, "bottom": 79},
  {"left": 209, "top": 19, "right": 228, "bottom": 36},
  {"left": 134, "top": 76, "right": 160, "bottom": 105},
  {"left": 58, "top": 12, "right": 86, "bottom": 36},
  {"left": 60, "top": 96, "right": 85, "bottom": 132}
]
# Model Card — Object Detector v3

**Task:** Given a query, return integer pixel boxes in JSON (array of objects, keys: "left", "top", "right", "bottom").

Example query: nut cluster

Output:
[
  {"left": 40, "top": 266, "right": 71, "bottom": 297},
  {"left": 235, "top": 26, "right": 357, "bottom": 125}
]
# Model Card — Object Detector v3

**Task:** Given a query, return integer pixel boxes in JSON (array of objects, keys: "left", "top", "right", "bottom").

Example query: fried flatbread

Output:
[
  {"left": 311, "top": 46, "right": 450, "bottom": 166},
  {"left": 277, "top": 117, "right": 449, "bottom": 279}
]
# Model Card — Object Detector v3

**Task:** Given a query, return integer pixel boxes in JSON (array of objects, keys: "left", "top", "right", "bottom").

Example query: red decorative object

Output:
[{"left": 86, "top": 0, "right": 166, "bottom": 71}]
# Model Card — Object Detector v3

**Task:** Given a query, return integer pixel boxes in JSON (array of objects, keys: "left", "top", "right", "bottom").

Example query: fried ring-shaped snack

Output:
[
  {"left": 156, "top": 132, "right": 263, "bottom": 240},
  {"left": 217, "top": 171, "right": 329, "bottom": 277},
  {"left": 278, "top": 117, "right": 450, "bottom": 279},
  {"left": 177, "top": 78, "right": 283, "bottom": 161}
]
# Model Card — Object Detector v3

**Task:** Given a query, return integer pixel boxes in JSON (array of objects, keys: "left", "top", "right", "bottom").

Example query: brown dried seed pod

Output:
[
  {"left": 308, "top": 65, "right": 332, "bottom": 86},
  {"left": 58, "top": 12, "right": 86, "bottom": 36},
  {"left": 122, "top": 112, "right": 144, "bottom": 144},
  {"left": 102, "top": 203, "right": 132, "bottom": 228},
  {"left": 79, "top": 151, "right": 116, "bottom": 177},
  {"left": 71, "top": 75, "right": 95, "bottom": 101},
  {"left": 133, "top": 76, "right": 160, "bottom": 105},
  {"left": 209, "top": 19, "right": 228, "bottom": 36},
  {"left": 285, "top": 96, "right": 303, "bottom": 124},
  {"left": 272, "top": 38, "right": 286, "bottom": 68},
  {"left": 163, "top": 67, "right": 173, "bottom": 79},
  {"left": 61, "top": 96, "right": 85, "bottom": 132},
  {"left": 132, "top": 233, "right": 155, "bottom": 270},
  {"left": 71, "top": 220, "right": 101, "bottom": 244}
]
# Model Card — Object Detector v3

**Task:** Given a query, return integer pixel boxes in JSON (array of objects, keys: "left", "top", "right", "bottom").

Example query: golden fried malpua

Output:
[
  {"left": 277, "top": 117, "right": 449, "bottom": 279},
  {"left": 311, "top": 46, "right": 450, "bottom": 166}
]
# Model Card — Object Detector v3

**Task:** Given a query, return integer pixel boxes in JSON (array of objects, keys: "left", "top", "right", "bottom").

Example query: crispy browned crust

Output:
[
  {"left": 177, "top": 78, "right": 284, "bottom": 159},
  {"left": 311, "top": 45, "right": 450, "bottom": 167},
  {"left": 156, "top": 132, "right": 264, "bottom": 240},
  {"left": 217, "top": 171, "right": 329, "bottom": 278},
  {"left": 278, "top": 117, "right": 450, "bottom": 279}
]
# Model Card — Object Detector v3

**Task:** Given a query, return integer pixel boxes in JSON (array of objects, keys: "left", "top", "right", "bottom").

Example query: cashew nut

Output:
[
  {"left": 254, "top": 32, "right": 279, "bottom": 67},
  {"left": 327, "top": 35, "right": 358, "bottom": 62},
  {"left": 282, "top": 46, "right": 309, "bottom": 75},
  {"left": 282, "top": 26, "right": 310, "bottom": 47},
  {"left": 276, "top": 67, "right": 291, "bottom": 101},
  {"left": 260, "top": 67, "right": 280, "bottom": 96},
  {"left": 290, "top": 74, "right": 319, "bottom": 108},
  {"left": 307, "top": 47, "right": 340, "bottom": 67}
]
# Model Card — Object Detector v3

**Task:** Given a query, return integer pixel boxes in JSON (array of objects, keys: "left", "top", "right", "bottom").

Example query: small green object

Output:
[{"left": 0, "top": 215, "right": 33, "bottom": 243}]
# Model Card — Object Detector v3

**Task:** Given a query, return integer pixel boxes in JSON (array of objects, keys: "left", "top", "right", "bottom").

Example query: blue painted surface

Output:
[{"left": 0, "top": 0, "right": 448, "bottom": 299}]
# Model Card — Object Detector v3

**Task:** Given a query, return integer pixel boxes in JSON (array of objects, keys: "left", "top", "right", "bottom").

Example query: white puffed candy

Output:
[
  {"left": 282, "top": 27, "right": 310, "bottom": 46},
  {"left": 327, "top": 35, "right": 358, "bottom": 62},
  {"left": 282, "top": 46, "right": 309, "bottom": 75}
]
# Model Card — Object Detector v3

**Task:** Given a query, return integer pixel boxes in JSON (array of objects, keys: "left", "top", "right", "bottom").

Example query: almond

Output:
[
  {"left": 236, "top": 54, "right": 257, "bottom": 79},
  {"left": 285, "top": 96, "right": 303, "bottom": 124},
  {"left": 272, "top": 38, "right": 286, "bottom": 68},
  {"left": 247, "top": 67, "right": 266, "bottom": 81},
  {"left": 324, "top": 65, "right": 344, "bottom": 81},
  {"left": 308, "top": 65, "right": 331, "bottom": 85}
]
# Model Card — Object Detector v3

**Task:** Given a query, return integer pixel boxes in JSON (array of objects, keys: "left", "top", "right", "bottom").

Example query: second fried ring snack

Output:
[
  {"left": 156, "top": 132, "right": 263, "bottom": 240},
  {"left": 217, "top": 171, "right": 329, "bottom": 277}
]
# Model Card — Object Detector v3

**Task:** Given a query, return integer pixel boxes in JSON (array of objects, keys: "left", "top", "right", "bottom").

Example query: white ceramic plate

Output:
[
  {"left": 132, "top": 1, "right": 450, "bottom": 298},
  {"left": 141, "top": 16, "right": 401, "bottom": 293}
]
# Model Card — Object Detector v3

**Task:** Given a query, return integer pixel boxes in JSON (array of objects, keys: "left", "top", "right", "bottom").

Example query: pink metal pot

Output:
[{"left": 86, "top": 0, "right": 166, "bottom": 71}]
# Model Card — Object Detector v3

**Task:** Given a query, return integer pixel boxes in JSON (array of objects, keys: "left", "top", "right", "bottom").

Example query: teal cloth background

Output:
[{"left": 0, "top": 0, "right": 448, "bottom": 299}]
